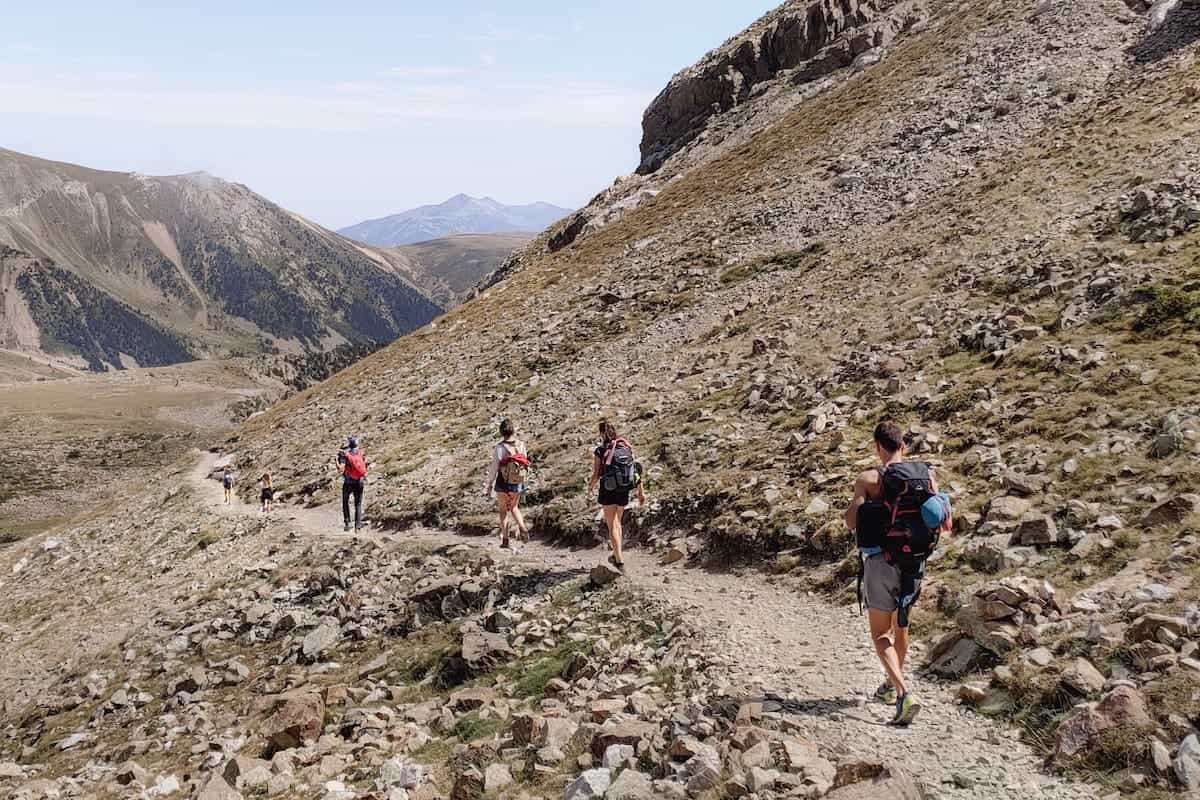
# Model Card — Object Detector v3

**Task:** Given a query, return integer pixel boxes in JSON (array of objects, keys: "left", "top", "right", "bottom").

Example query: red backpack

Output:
[{"left": 344, "top": 451, "right": 367, "bottom": 481}]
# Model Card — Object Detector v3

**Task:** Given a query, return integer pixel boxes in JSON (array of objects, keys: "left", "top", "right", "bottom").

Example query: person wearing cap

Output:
[{"left": 337, "top": 435, "right": 369, "bottom": 532}]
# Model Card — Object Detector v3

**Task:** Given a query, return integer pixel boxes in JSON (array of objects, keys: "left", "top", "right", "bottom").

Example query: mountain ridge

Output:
[
  {"left": 337, "top": 194, "right": 572, "bottom": 246},
  {"left": 0, "top": 147, "right": 443, "bottom": 371}
]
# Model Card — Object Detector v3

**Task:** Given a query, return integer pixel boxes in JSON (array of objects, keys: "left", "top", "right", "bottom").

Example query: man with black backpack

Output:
[
  {"left": 337, "top": 435, "right": 368, "bottom": 533},
  {"left": 845, "top": 420, "right": 951, "bottom": 726}
]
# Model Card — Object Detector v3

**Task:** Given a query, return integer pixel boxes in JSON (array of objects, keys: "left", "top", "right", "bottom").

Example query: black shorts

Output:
[
  {"left": 598, "top": 487, "right": 631, "bottom": 507},
  {"left": 260, "top": 488, "right": 274, "bottom": 501}
]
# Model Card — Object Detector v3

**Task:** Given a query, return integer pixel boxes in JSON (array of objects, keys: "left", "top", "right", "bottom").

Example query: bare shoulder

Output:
[{"left": 854, "top": 468, "right": 882, "bottom": 496}]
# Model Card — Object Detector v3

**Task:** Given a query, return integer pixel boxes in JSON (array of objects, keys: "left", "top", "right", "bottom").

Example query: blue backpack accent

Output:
[{"left": 921, "top": 492, "right": 952, "bottom": 530}]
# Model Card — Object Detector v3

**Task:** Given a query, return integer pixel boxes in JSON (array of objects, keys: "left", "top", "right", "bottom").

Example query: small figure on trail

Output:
[
  {"left": 222, "top": 467, "right": 234, "bottom": 505},
  {"left": 259, "top": 473, "right": 274, "bottom": 514},
  {"left": 485, "top": 419, "right": 531, "bottom": 550},
  {"left": 587, "top": 420, "right": 646, "bottom": 572},
  {"left": 845, "top": 420, "right": 952, "bottom": 727},
  {"left": 337, "top": 435, "right": 368, "bottom": 533}
]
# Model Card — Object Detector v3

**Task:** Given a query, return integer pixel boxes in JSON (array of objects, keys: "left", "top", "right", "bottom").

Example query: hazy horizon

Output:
[{"left": 1, "top": 1, "right": 776, "bottom": 229}]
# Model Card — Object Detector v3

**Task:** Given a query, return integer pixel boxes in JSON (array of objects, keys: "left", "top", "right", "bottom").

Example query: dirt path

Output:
[{"left": 188, "top": 454, "right": 1098, "bottom": 800}]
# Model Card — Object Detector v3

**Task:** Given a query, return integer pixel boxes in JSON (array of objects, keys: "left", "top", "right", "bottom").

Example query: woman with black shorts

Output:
[
  {"left": 259, "top": 473, "right": 274, "bottom": 513},
  {"left": 587, "top": 420, "right": 646, "bottom": 570}
]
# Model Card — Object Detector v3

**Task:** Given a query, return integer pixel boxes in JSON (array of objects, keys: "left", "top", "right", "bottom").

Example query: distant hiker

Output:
[
  {"left": 222, "top": 467, "right": 234, "bottom": 505},
  {"left": 338, "top": 436, "right": 369, "bottom": 533},
  {"left": 845, "top": 420, "right": 952, "bottom": 726},
  {"left": 259, "top": 473, "right": 274, "bottom": 513},
  {"left": 485, "top": 419, "right": 531, "bottom": 549},
  {"left": 587, "top": 420, "right": 646, "bottom": 571}
]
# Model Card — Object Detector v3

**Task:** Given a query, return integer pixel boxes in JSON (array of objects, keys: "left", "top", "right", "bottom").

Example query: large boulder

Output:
[
  {"left": 1055, "top": 686, "right": 1153, "bottom": 762},
  {"left": 1141, "top": 494, "right": 1200, "bottom": 527},
  {"left": 591, "top": 720, "right": 658, "bottom": 759},
  {"left": 827, "top": 763, "right": 922, "bottom": 800},
  {"left": 607, "top": 769, "right": 654, "bottom": 800},
  {"left": 461, "top": 630, "right": 514, "bottom": 674},
  {"left": 565, "top": 769, "right": 611, "bottom": 800},
  {"left": 1176, "top": 734, "right": 1200, "bottom": 791},
  {"left": 263, "top": 693, "right": 325, "bottom": 751}
]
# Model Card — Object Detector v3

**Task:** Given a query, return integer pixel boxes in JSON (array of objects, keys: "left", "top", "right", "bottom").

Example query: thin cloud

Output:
[
  {"left": 457, "top": 27, "right": 550, "bottom": 44},
  {"left": 383, "top": 66, "right": 472, "bottom": 78},
  {"left": 0, "top": 75, "right": 652, "bottom": 131}
]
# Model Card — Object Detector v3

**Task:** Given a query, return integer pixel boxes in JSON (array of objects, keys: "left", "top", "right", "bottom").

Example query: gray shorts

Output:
[
  {"left": 863, "top": 554, "right": 923, "bottom": 627},
  {"left": 863, "top": 554, "right": 901, "bottom": 613}
]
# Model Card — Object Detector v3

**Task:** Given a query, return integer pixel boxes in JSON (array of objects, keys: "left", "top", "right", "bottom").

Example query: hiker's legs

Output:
[
  {"left": 342, "top": 482, "right": 352, "bottom": 526},
  {"left": 509, "top": 495, "right": 528, "bottom": 536},
  {"left": 894, "top": 619, "right": 910, "bottom": 672},
  {"left": 352, "top": 483, "right": 364, "bottom": 528},
  {"left": 497, "top": 494, "right": 511, "bottom": 543},
  {"left": 869, "top": 609, "right": 906, "bottom": 696},
  {"left": 603, "top": 505, "right": 624, "bottom": 563}
]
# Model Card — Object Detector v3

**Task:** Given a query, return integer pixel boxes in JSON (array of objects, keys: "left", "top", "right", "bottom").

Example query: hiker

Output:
[
  {"left": 222, "top": 467, "right": 234, "bottom": 505},
  {"left": 587, "top": 420, "right": 646, "bottom": 571},
  {"left": 845, "top": 420, "right": 951, "bottom": 726},
  {"left": 337, "top": 435, "right": 369, "bottom": 533},
  {"left": 484, "top": 419, "right": 531, "bottom": 549},
  {"left": 259, "top": 473, "right": 274, "bottom": 513}
]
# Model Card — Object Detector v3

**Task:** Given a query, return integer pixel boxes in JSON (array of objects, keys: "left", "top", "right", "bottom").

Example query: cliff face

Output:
[{"left": 638, "top": 0, "right": 928, "bottom": 173}]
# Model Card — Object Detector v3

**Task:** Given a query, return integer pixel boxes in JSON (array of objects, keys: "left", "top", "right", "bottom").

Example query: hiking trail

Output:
[{"left": 188, "top": 451, "right": 1097, "bottom": 800}]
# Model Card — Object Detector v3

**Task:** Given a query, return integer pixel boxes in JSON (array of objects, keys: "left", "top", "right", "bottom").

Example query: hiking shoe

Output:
[
  {"left": 343, "top": 522, "right": 351, "bottom": 532},
  {"left": 890, "top": 693, "right": 921, "bottom": 726},
  {"left": 608, "top": 555, "right": 626, "bottom": 572},
  {"left": 874, "top": 683, "right": 898, "bottom": 705},
  {"left": 500, "top": 539, "right": 512, "bottom": 550}
]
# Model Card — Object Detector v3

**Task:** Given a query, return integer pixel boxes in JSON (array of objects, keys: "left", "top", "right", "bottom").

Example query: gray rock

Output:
[
  {"left": 1061, "top": 658, "right": 1106, "bottom": 695},
  {"left": 484, "top": 763, "right": 513, "bottom": 794},
  {"left": 197, "top": 774, "right": 243, "bottom": 800},
  {"left": 602, "top": 744, "right": 635, "bottom": 769},
  {"left": 564, "top": 768, "right": 611, "bottom": 800},
  {"left": 590, "top": 563, "right": 622, "bottom": 587},
  {"left": 1014, "top": 513, "right": 1059, "bottom": 546},
  {"left": 1177, "top": 734, "right": 1200, "bottom": 790},
  {"left": 607, "top": 769, "right": 654, "bottom": 800},
  {"left": 1142, "top": 494, "right": 1200, "bottom": 527},
  {"left": 379, "top": 758, "right": 426, "bottom": 789},
  {"left": 302, "top": 623, "right": 339, "bottom": 660}
]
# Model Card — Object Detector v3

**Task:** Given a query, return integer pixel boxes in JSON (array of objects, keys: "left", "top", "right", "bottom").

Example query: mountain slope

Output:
[
  {"left": 0, "top": 148, "right": 441, "bottom": 370},
  {"left": 4, "top": 1, "right": 1200, "bottom": 798},
  {"left": 337, "top": 194, "right": 570, "bottom": 246},
  {"left": 392, "top": 232, "right": 532, "bottom": 306}
]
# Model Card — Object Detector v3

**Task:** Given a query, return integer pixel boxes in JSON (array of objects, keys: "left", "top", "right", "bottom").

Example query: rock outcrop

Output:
[{"left": 638, "top": 0, "right": 927, "bottom": 173}]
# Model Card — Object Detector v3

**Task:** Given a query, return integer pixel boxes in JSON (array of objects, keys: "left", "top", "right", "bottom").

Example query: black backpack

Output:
[
  {"left": 602, "top": 439, "right": 637, "bottom": 491},
  {"left": 879, "top": 461, "right": 939, "bottom": 570}
]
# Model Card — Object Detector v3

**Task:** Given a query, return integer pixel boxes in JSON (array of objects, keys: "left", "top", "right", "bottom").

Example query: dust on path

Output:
[{"left": 188, "top": 452, "right": 1097, "bottom": 800}]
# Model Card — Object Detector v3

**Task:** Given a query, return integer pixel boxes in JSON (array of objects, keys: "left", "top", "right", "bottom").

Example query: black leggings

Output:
[{"left": 342, "top": 480, "right": 364, "bottom": 526}]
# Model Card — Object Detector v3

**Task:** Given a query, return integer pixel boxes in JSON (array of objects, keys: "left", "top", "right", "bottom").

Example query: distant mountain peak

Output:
[{"left": 338, "top": 195, "right": 572, "bottom": 247}]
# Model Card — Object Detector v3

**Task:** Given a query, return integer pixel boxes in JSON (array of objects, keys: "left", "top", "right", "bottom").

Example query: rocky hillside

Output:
[
  {"left": 0, "top": 149, "right": 441, "bottom": 371},
  {"left": 338, "top": 196, "right": 570, "bottom": 247},
  {"left": 392, "top": 234, "right": 534, "bottom": 308},
  {"left": 227, "top": 0, "right": 1198, "bottom": 792},
  {"left": 3, "top": 0, "right": 1200, "bottom": 798}
]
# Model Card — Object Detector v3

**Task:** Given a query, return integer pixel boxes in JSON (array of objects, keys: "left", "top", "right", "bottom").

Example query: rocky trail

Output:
[{"left": 186, "top": 452, "right": 1098, "bottom": 799}]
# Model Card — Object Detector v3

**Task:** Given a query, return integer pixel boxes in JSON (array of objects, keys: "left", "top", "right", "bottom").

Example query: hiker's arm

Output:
[
  {"left": 845, "top": 472, "right": 870, "bottom": 531},
  {"left": 484, "top": 446, "right": 499, "bottom": 495},
  {"left": 587, "top": 455, "right": 600, "bottom": 492}
]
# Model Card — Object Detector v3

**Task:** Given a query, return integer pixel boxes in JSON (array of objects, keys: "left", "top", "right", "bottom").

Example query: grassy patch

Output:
[
  {"left": 718, "top": 243, "right": 826, "bottom": 285},
  {"left": 1133, "top": 284, "right": 1200, "bottom": 333},
  {"left": 452, "top": 710, "right": 507, "bottom": 743}
]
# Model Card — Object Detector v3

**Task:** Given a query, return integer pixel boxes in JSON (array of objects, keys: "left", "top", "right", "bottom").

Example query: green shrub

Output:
[{"left": 1134, "top": 285, "right": 1200, "bottom": 333}]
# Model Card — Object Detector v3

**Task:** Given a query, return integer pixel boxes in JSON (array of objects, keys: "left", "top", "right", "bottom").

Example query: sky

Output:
[{"left": 1, "top": 1, "right": 777, "bottom": 229}]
